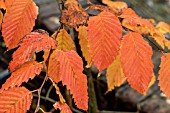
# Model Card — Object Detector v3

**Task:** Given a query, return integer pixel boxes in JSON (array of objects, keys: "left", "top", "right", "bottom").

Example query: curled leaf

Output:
[
  {"left": 9, "top": 32, "right": 57, "bottom": 72},
  {"left": 0, "top": 61, "right": 42, "bottom": 92},
  {"left": 54, "top": 102, "right": 72, "bottom": 113}
]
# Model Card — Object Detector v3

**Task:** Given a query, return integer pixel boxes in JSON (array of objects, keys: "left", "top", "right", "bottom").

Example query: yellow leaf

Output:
[
  {"left": 150, "top": 29, "right": 167, "bottom": 49},
  {"left": 143, "top": 74, "right": 156, "bottom": 95},
  {"left": 78, "top": 26, "right": 92, "bottom": 68},
  {"left": 106, "top": 54, "right": 126, "bottom": 92},
  {"left": 148, "top": 74, "right": 156, "bottom": 88},
  {"left": 156, "top": 21, "right": 170, "bottom": 34},
  {"left": 52, "top": 29, "right": 75, "bottom": 51}
]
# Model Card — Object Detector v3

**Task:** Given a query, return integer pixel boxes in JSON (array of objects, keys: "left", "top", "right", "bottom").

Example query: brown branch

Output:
[
  {"left": 33, "top": 93, "right": 56, "bottom": 103},
  {"left": 34, "top": 74, "right": 48, "bottom": 113}
]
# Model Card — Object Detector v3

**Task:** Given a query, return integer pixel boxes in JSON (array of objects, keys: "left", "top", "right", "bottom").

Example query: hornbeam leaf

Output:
[
  {"left": 120, "top": 32, "right": 153, "bottom": 94},
  {"left": 0, "top": 61, "right": 42, "bottom": 92},
  {"left": 2, "top": 0, "right": 38, "bottom": 49},
  {"left": 102, "top": 0, "right": 128, "bottom": 12},
  {"left": 0, "top": 87, "right": 32, "bottom": 113},
  {"left": 78, "top": 26, "right": 92, "bottom": 67},
  {"left": 106, "top": 54, "right": 126, "bottom": 92},
  {"left": 156, "top": 21, "right": 170, "bottom": 34},
  {"left": 48, "top": 50, "right": 88, "bottom": 110},
  {"left": 52, "top": 29, "right": 75, "bottom": 51},
  {"left": 88, "top": 11, "right": 122, "bottom": 71},
  {"left": 54, "top": 102, "right": 72, "bottom": 113},
  {"left": 9, "top": 31, "right": 57, "bottom": 72},
  {"left": 159, "top": 53, "right": 170, "bottom": 98}
]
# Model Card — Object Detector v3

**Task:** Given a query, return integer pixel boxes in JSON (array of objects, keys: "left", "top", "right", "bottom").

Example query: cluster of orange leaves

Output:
[{"left": 0, "top": 0, "right": 170, "bottom": 112}]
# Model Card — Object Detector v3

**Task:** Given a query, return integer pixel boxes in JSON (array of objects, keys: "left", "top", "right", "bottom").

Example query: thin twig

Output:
[
  {"left": 33, "top": 93, "right": 56, "bottom": 103},
  {"left": 34, "top": 74, "right": 48, "bottom": 113},
  {"left": 46, "top": 84, "right": 54, "bottom": 99},
  {"left": 39, "top": 107, "right": 45, "bottom": 113}
]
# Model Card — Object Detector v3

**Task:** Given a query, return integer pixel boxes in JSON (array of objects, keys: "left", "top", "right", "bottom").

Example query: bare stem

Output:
[
  {"left": 33, "top": 93, "right": 56, "bottom": 103},
  {"left": 34, "top": 74, "right": 48, "bottom": 113},
  {"left": 46, "top": 84, "right": 53, "bottom": 99}
]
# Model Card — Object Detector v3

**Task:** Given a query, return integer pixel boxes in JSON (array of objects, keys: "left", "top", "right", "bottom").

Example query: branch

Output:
[
  {"left": 34, "top": 74, "right": 48, "bottom": 113},
  {"left": 33, "top": 93, "right": 56, "bottom": 103}
]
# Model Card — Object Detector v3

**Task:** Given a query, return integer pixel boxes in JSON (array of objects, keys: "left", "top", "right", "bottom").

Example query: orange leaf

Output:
[
  {"left": 102, "top": 0, "right": 127, "bottom": 12},
  {"left": 0, "top": 1, "right": 6, "bottom": 10},
  {"left": 120, "top": 8, "right": 153, "bottom": 29},
  {"left": 48, "top": 52, "right": 61, "bottom": 83},
  {"left": 150, "top": 29, "right": 167, "bottom": 49},
  {"left": 120, "top": 8, "right": 166, "bottom": 49},
  {"left": 53, "top": 83, "right": 66, "bottom": 103},
  {"left": 52, "top": 29, "right": 75, "bottom": 50},
  {"left": 0, "top": 61, "right": 42, "bottom": 92},
  {"left": 156, "top": 21, "right": 170, "bottom": 34},
  {"left": 8, "top": 31, "right": 57, "bottom": 72},
  {"left": 78, "top": 26, "right": 92, "bottom": 68},
  {"left": 4, "top": 0, "right": 13, "bottom": 9},
  {"left": 2, "top": 0, "right": 38, "bottom": 49},
  {"left": 120, "top": 32, "right": 153, "bottom": 94},
  {"left": 54, "top": 102, "right": 72, "bottom": 113},
  {"left": 88, "top": 11, "right": 122, "bottom": 71},
  {"left": 43, "top": 49, "right": 51, "bottom": 62},
  {"left": 122, "top": 19, "right": 150, "bottom": 35},
  {"left": 0, "top": 87, "right": 32, "bottom": 112},
  {"left": 106, "top": 54, "right": 126, "bottom": 92},
  {"left": 48, "top": 50, "right": 88, "bottom": 110},
  {"left": 158, "top": 53, "right": 170, "bottom": 98},
  {"left": 0, "top": 11, "right": 3, "bottom": 29}
]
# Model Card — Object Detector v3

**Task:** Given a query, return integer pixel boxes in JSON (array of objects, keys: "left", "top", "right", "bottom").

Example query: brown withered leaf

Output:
[{"left": 61, "top": 0, "right": 88, "bottom": 28}]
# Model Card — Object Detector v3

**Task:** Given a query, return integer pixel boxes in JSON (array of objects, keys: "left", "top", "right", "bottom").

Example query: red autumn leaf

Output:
[
  {"left": 158, "top": 53, "right": 170, "bottom": 98},
  {"left": 120, "top": 32, "right": 153, "bottom": 94},
  {"left": 48, "top": 50, "right": 88, "bottom": 110},
  {"left": 88, "top": 11, "right": 122, "bottom": 71},
  {"left": 2, "top": 0, "right": 38, "bottom": 49},
  {"left": 0, "top": 87, "right": 32, "bottom": 113},
  {"left": 9, "top": 31, "right": 57, "bottom": 72},
  {"left": 0, "top": 61, "right": 42, "bottom": 92},
  {"left": 54, "top": 102, "right": 72, "bottom": 113}
]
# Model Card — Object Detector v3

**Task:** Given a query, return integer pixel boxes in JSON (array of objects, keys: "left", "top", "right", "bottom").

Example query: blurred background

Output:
[{"left": 0, "top": 0, "right": 170, "bottom": 113}]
